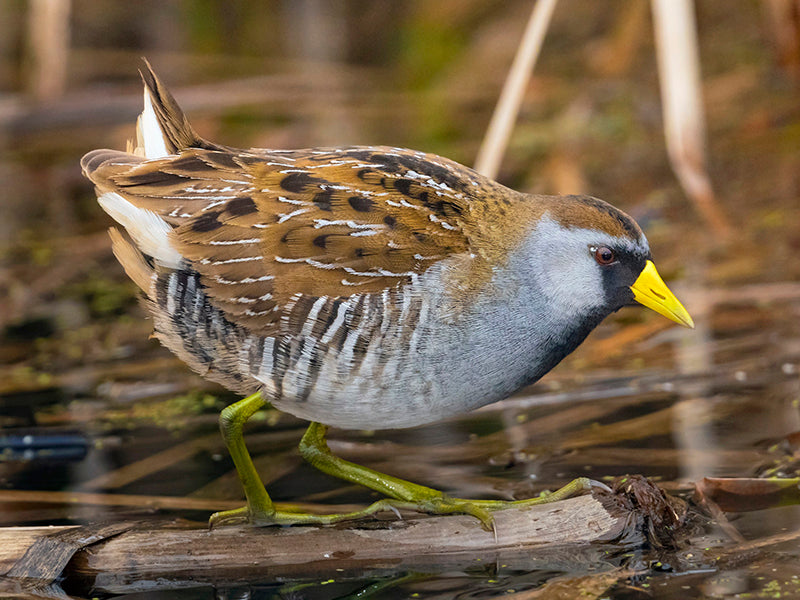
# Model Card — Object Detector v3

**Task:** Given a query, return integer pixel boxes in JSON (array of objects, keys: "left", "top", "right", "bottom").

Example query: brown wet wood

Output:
[
  {"left": 4, "top": 521, "right": 134, "bottom": 583},
  {"left": 0, "top": 494, "right": 624, "bottom": 592}
]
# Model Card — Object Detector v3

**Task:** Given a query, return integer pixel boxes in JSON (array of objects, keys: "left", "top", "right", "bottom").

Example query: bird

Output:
[{"left": 81, "top": 61, "right": 693, "bottom": 529}]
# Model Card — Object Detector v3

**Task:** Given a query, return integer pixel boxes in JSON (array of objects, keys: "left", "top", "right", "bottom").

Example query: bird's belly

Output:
[
  {"left": 248, "top": 332, "right": 456, "bottom": 430},
  {"left": 248, "top": 315, "right": 548, "bottom": 430}
]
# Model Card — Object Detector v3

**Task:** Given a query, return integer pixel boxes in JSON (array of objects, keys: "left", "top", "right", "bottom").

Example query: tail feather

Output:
[
  {"left": 83, "top": 61, "right": 220, "bottom": 273},
  {"left": 136, "top": 59, "right": 220, "bottom": 157},
  {"left": 108, "top": 227, "right": 156, "bottom": 293}
]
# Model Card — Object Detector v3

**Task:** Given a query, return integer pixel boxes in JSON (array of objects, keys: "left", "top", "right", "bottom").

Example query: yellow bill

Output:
[{"left": 630, "top": 260, "right": 694, "bottom": 329}]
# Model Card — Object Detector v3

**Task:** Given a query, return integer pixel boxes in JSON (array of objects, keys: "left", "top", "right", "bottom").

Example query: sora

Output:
[{"left": 81, "top": 63, "right": 693, "bottom": 528}]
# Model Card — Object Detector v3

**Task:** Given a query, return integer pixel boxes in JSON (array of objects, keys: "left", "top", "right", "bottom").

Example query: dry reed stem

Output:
[
  {"left": 474, "top": 0, "right": 558, "bottom": 178},
  {"left": 651, "top": 0, "right": 733, "bottom": 239}
]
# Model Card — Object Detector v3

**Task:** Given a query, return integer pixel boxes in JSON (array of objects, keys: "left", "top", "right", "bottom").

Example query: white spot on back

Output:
[{"left": 137, "top": 90, "right": 170, "bottom": 159}]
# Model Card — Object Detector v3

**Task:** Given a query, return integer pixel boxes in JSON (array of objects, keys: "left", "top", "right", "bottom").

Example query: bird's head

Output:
[{"left": 508, "top": 194, "right": 693, "bottom": 330}]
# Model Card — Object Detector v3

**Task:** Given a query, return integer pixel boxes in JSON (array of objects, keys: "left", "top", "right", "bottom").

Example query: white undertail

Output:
[{"left": 97, "top": 192, "right": 182, "bottom": 269}]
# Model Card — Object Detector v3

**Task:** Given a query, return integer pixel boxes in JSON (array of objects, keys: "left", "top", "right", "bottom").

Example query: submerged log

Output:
[{"left": 0, "top": 478, "right": 687, "bottom": 595}]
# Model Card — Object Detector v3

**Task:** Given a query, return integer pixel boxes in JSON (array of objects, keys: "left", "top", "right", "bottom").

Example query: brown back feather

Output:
[{"left": 84, "top": 143, "right": 514, "bottom": 335}]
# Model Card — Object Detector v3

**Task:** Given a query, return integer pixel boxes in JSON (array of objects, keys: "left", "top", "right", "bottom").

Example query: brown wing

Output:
[{"left": 85, "top": 145, "right": 486, "bottom": 335}]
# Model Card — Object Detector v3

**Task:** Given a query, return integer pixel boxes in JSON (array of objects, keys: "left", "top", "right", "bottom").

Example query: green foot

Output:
[
  {"left": 209, "top": 498, "right": 409, "bottom": 529},
  {"left": 465, "top": 476, "right": 603, "bottom": 511}
]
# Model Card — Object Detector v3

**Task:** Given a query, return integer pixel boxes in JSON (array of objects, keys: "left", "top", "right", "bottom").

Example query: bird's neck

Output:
[{"left": 409, "top": 263, "right": 603, "bottom": 418}]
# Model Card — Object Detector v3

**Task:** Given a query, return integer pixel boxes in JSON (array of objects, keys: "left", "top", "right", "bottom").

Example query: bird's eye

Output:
[{"left": 591, "top": 246, "right": 616, "bottom": 265}]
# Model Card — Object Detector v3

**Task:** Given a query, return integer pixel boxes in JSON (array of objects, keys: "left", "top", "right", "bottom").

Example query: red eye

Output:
[{"left": 592, "top": 246, "right": 615, "bottom": 265}]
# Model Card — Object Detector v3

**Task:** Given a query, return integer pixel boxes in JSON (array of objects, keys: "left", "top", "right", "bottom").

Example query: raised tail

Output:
[{"left": 134, "top": 59, "right": 220, "bottom": 158}]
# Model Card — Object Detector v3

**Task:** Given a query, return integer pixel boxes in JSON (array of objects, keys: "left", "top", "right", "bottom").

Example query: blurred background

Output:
[{"left": 1, "top": 0, "right": 800, "bottom": 597}]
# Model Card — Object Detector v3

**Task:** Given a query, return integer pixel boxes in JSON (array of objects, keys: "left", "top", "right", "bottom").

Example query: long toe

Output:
[{"left": 208, "top": 506, "right": 251, "bottom": 529}]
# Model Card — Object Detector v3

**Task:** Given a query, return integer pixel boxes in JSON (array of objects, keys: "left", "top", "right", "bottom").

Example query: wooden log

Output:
[
  {"left": 0, "top": 495, "right": 616, "bottom": 590},
  {"left": 0, "top": 478, "right": 687, "bottom": 595}
]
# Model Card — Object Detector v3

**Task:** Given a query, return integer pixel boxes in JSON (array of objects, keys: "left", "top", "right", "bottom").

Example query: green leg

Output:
[
  {"left": 299, "top": 422, "right": 599, "bottom": 529},
  {"left": 208, "top": 393, "right": 415, "bottom": 528},
  {"left": 209, "top": 392, "right": 272, "bottom": 526}
]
